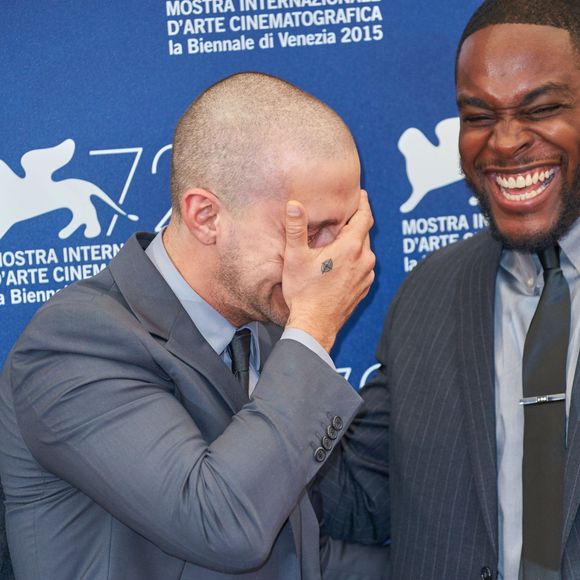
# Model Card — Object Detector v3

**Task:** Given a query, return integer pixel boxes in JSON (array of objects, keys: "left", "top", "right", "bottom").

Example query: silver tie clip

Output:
[{"left": 519, "top": 393, "right": 566, "bottom": 406}]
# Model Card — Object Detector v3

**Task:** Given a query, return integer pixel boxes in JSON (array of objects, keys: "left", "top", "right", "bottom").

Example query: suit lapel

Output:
[
  {"left": 453, "top": 233, "right": 580, "bottom": 559},
  {"left": 165, "top": 310, "right": 248, "bottom": 411},
  {"left": 257, "top": 323, "right": 283, "bottom": 372},
  {"left": 289, "top": 501, "right": 304, "bottom": 571},
  {"left": 456, "top": 232, "right": 502, "bottom": 556},
  {"left": 562, "top": 356, "right": 580, "bottom": 554},
  {"left": 108, "top": 233, "right": 247, "bottom": 413},
  {"left": 256, "top": 322, "right": 305, "bottom": 563}
]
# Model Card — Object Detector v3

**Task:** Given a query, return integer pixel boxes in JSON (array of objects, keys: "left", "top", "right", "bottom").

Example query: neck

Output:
[
  {"left": 163, "top": 222, "right": 247, "bottom": 327},
  {"left": 164, "top": 222, "right": 217, "bottom": 309}
]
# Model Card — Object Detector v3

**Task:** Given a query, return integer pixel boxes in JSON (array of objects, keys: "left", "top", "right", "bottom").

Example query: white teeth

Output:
[
  {"left": 495, "top": 168, "right": 556, "bottom": 194},
  {"left": 501, "top": 181, "right": 549, "bottom": 201}
]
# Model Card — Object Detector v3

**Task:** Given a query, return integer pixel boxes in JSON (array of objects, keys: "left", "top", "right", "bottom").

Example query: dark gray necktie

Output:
[
  {"left": 521, "top": 245, "right": 570, "bottom": 578},
  {"left": 228, "top": 328, "right": 252, "bottom": 393}
]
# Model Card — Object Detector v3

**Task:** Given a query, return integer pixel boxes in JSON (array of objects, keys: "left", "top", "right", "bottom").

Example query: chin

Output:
[
  {"left": 268, "top": 305, "right": 290, "bottom": 327},
  {"left": 263, "top": 286, "right": 289, "bottom": 327},
  {"left": 466, "top": 171, "right": 580, "bottom": 252},
  {"left": 249, "top": 298, "right": 288, "bottom": 327},
  {"left": 493, "top": 225, "right": 563, "bottom": 252},
  {"left": 484, "top": 199, "right": 577, "bottom": 252}
]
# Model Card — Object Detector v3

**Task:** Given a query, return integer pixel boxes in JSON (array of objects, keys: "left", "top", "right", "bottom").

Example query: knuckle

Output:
[{"left": 286, "top": 227, "right": 303, "bottom": 239}]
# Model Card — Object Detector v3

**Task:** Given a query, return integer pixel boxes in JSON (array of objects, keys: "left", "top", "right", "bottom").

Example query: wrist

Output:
[{"left": 285, "top": 315, "right": 336, "bottom": 352}]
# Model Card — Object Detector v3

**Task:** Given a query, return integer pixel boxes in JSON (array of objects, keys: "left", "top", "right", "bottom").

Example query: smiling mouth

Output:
[{"left": 492, "top": 167, "right": 558, "bottom": 202}]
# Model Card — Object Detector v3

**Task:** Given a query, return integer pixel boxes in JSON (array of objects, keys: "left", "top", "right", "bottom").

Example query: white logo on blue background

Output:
[
  {"left": 0, "top": 139, "right": 139, "bottom": 240},
  {"left": 398, "top": 117, "right": 477, "bottom": 213}
]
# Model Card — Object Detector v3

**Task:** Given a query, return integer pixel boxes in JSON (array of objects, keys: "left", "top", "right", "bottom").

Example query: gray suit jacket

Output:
[
  {"left": 0, "top": 488, "right": 13, "bottom": 580},
  {"left": 319, "top": 229, "right": 580, "bottom": 579},
  {"left": 0, "top": 233, "right": 363, "bottom": 580}
]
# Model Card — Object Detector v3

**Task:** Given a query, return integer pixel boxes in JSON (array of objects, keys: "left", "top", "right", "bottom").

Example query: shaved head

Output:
[{"left": 170, "top": 72, "right": 356, "bottom": 216}]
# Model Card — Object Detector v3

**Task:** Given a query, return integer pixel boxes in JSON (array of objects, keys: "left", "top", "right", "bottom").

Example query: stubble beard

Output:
[
  {"left": 463, "top": 161, "right": 580, "bottom": 252},
  {"left": 215, "top": 236, "right": 289, "bottom": 328}
]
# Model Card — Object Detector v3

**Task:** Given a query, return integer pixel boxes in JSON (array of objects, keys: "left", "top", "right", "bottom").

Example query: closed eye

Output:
[
  {"left": 307, "top": 219, "right": 338, "bottom": 248},
  {"left": 308, "top": 229, "right": 321, "bottom": 247},
  {"left": 308, "top": 227, "right": 336, "bottom": 249},
  {"left": 525, "top": 104, "right": 565, "bottom": 119},
  {"left": 461, "top": 113, "right": 495, "bottom": 126}
]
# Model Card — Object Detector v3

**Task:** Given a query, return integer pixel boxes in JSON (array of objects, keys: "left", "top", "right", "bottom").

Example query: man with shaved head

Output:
[
  {"left": 318, "top": 0, "right": 580, "bottom": 578},
  {"left": 0, "top": 73, "right": 375, "bottom": 579}
]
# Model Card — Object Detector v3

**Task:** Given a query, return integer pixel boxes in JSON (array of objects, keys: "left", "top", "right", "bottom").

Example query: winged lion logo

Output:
[
  {"left": 398, "top": 117, "right": 477, "bottom": 213},
  {"left": 0, "top": 139, "right": 138, "bottom": 240}
]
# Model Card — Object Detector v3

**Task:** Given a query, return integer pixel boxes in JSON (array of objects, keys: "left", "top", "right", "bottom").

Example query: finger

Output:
[
  {"left": 358, "top": 270, "right": 376, "bottom": 301},
  {"left": 364, "top": 232, "right": 371, "bottom": 251},
  {"left": 357, "top": 190, "right": 374, "bottom": 229},
  {"left": 285, "top": 201, "right": 308, "bottom": 251},
  {"left": 343, "top": 190, "right": 374, "bottom": 239}
]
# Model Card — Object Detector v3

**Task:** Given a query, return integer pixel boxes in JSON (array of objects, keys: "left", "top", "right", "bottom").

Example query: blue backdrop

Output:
[{"left": 1, "top": 0, "right": 483, "bottom": 388}]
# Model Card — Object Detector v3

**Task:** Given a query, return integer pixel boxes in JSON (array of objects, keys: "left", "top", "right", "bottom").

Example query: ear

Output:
[{"left": 180, "top": 188, "right": 221, "bottom": 245}]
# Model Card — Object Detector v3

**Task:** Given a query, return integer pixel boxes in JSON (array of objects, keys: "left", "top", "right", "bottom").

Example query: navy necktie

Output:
[
  {"left": 521, "top": 245, "right": 570, "bottom": 578},
  {"left": 228, "top": 328, "right": 252, "bottom": 394}
]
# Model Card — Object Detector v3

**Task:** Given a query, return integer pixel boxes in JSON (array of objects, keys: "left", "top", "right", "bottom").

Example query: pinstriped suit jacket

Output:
[{"left": 319, "top": 229, "right": 580, "bottom": 579}]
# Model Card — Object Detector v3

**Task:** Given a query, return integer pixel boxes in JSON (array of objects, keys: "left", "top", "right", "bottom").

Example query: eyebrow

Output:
[{"left": 456, "top": 82, "right": 574, "bottom": 110}]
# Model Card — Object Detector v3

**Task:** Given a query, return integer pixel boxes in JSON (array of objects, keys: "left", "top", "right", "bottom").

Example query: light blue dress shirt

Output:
[
  {"left": 495, "top": 221, "right": 580, "bottom": 579},
  {"left": 145, "top": 231, "right": 334, "bottom": 395}
]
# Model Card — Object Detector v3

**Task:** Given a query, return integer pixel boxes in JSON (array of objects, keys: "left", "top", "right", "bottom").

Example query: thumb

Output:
[{"left": 285, "top": 201, "right": 308, "bottom": 250}]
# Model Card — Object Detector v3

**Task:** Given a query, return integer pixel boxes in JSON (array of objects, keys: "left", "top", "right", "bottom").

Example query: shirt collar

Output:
[
  {"left": 145, "top": 231, "right": 260, "bottom": 366},
  {"left": 499, "top": 218, "right": 580, "bottom": 290},
  {"left": 559, "top": 219, "right": 580, "bottom": 276}
]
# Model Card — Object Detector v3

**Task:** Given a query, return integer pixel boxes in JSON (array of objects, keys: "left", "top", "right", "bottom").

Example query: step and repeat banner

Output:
[{"left": 1, "top": 0, "right": 482, "bottom": 388}]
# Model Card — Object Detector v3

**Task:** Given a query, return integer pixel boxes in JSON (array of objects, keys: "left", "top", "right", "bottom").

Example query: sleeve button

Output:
[
  {"left": 332, "top": 416, "right": 343, "bottom": 430},
  {"left": 314, "top": 447, "right": 327, "bottom": 462},
  {"left": 321, "top": 435, "right": 333, "bottom": 451},
  {"left": 326, "top": 425, "right": 338, "bottom": 440},
  {"left": 480, "top": 566, "right": 492, "bottom": 580}
]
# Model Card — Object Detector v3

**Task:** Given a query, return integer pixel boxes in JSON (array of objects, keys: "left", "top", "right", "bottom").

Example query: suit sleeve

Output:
[
  {"left": 9, "top": 297, "right": 362, "bottom": 573},
  {"left": 314, "top": 283, "right": 410, "bottom": 545},
  {"left": 314, "top": 337, "right": 391, "bottom": 544},
  {"left": 0, "top": 485, "right": 14, "bottom": 580},
  {"left": 315, "top": 252, "right": 439, "bottom": 544},
  {"left": 320, "top": 536, "right": 390, "bottom": 580}
]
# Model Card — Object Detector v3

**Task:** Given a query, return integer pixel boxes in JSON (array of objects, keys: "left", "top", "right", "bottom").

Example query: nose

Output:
[{"left": 489, "top": 118, "right": 533, "bottom": 159}]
